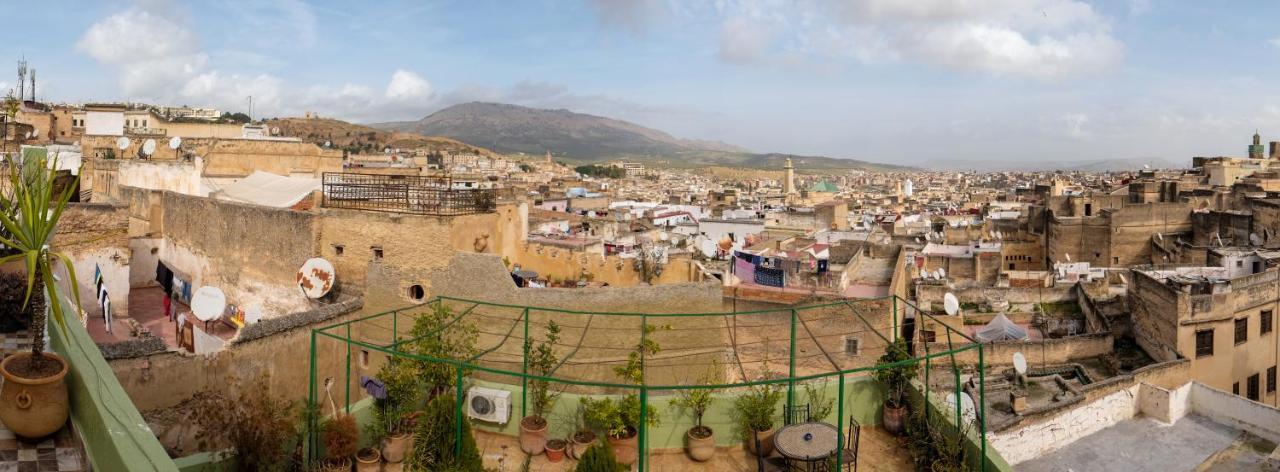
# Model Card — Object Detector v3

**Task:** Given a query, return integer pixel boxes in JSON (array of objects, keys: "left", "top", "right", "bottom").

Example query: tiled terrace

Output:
[{"left": 0, "top": 331, "right": 87, "bottom": 472}]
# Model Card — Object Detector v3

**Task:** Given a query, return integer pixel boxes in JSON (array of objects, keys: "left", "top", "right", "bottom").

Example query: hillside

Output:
[
  {"left": 370, "top": 102, "right": 907, "bottom": 171},
  {"left": 265, "top": 117, "right": 502, "bottom": 157}
]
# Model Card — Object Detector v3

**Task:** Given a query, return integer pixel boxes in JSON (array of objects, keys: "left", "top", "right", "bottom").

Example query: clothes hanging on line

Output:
[
  {"left": 755, "top": 266, "right": 785, "bottom": 287},
  {"left": 155, "top": 261, "right": 174, "bottom": 295},
  {"left": 95, "top": 264, "right": 111, "bottom": 333}
]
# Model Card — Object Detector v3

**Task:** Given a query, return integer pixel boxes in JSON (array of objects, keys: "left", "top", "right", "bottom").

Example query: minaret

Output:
[
  {"left": 783, "top": 157, "right": 796, "bottom": 195},
  {"left": 1250, "top": 130, "right": 1265, "bottom": 159}
]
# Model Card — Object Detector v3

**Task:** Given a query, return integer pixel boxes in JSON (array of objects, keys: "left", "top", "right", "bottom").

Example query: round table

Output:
[{"left": 774, "top": 421, "right": 839, "bottom": 466}]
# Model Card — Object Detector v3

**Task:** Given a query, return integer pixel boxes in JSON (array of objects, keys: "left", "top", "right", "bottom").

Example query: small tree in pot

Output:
[
  {"left": 0, "top": 148, "right": 82, "bottom": 439},
  {"left": 519, "top": 321, "right": 561, "bottom": 455},
  {"left": 873, "top": 338, "right": 918, "bottom": 435},
  {"left": 368, "top": 357, "right": 422, "bottom": 463},
  {"left": 733, "top": 381, "right": 783, "bottom": 457},
  {"left": 669, "top": 360, "right": 722, "bottom": 462}
]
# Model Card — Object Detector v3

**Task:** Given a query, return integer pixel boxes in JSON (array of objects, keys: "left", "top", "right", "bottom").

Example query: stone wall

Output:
[
  {"left": 927, "top": 332, "right": 1113, "bottom": 366},
  {"left": 56, "top": 203, "right": 132, "bottom": 318}
]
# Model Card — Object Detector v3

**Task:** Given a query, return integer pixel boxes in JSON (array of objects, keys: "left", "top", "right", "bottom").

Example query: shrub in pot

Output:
[
  {"left": 519, "top": 322, "right": 561, "bottom": 455},
  {"left": 321, "top": 414, "right": 359, "bottom": 471},
  {"left": 368, "top": 357, "right": 422, "bottom": 463},
  {"left": 734, "top": 382, "right": 783, "bottom": 457},
  {"left": 545, "top": 438, "right": 567, "bottom": 463},
  {"left": 573, "top": 441, "right": 625, "bottom": 472},
  {"left": 581, "top": 395, "right": 657, "bottom": 466},
  {"left": 189, "top": 379, "right": 298, "bottom": 471},
  {"left": 0, "top": 148, "right": 81, "bottom": 439},
  {"left": 569, "top": 428, "right": 596, "bottom": 460},
  {"left": 407, "top": 394, "right": 484, "bottom": 472},
  {"left": 669, "top": 361, "right": 722, "bottom": 462},
  {"left": 355, "top": 447, "right": 381, "bottom": 472},
  {"left": 873, "top": 338, "right": 918, "bottom": 435}
]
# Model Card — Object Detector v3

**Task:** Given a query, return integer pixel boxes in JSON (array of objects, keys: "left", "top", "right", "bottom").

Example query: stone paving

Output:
[{"left": 0, "top": 330, "right": 87, "bottom": 472}]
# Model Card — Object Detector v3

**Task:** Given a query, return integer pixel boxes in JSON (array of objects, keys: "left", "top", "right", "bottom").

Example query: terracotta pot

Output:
[
  {"left": 882, "top": 401, "right": 907, "bottom": 435},
  {"left": 608, "top": 428, "right": 639, "bottom": 465},
  {"left": 545, "top": 439, "right": 567, "bottom": 463},
  {"left": 355, "top": 448, "right": 380, "bottom": 472},
  {"left": 686, "top": 425, "right": 716, "bottom": 462},
  {"left": 519, "top": 416, "right": 549, "bottom": 455},
  {"left": 0, "top": 352, "right": 68, "bottom": 439},
  {"left": 745, "top": 427, "right": 776, "bottom": 457},
  {"left": 570, "top": 430, "right": 596, "bottom": 460},
  {"left": 381, "top": 431, "right": 412, "bottom": 463},
  {"left": 321, "top": 458, "right": 351, "bottom": 472}
]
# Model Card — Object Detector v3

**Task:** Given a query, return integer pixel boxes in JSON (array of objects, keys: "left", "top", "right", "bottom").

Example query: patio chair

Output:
[
  {"left": 837, "top": 416, "right": 861, "bottom": 472},
  {"left": 785, "top": 403, "right": 811, "bottom": 425},
  {"left": 755, "top": 434, "right": 786, "bottom": 472}
]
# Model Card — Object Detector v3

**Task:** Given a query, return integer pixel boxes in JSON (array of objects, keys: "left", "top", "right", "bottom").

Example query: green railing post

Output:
[
  {"left": 979, "top": 344, "right": 988, "bottom": 472},
  {"left": 892, "top": 296, "right": 899, "bottom": 342},
  {"left": 392, "top": 309, "right": 398, "bottom": 345},
  {"left": 788, "top": 308, "right": 797, "bottom": 410},
  {"left": 639, "top": 313, "right": 647, "bottom": 472},
  {"left": 521, "top": 307, "right": 530, "bottom": 419},
  {"left": 836, "top": 372, "right": 845, "bottom": 469},
  {"left": 455, "top": 366, "right": 464, "bottom": 457},
  {"left": 345, "top": 323, "right": 352, "bottom": 413},
  {"left": 307, "top": 329, "right": 317, "bottom": 465}
]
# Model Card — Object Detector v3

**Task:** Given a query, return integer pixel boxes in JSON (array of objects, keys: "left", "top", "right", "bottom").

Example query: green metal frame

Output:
[{"left": 306, "top": 294, "right": 987, "bottom": 471}]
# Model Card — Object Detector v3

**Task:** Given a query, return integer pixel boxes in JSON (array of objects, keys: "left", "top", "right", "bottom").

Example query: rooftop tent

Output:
[
  {"left": 976, "top": 313, "right": 1030, "bottom": 343},
  {"left": 213, "top": 171, "right": 320, "bottom": 208}
]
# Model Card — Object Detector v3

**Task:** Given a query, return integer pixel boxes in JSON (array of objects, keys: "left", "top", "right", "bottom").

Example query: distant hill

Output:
[
  {"left": 265, "top": 117, "right": 501, "bottom": 157},
  {"left": 371, "top": 102, "right": 908, "bottom": 171},
  {"left": 924, "top": 157, "right": 1185, "bottom": 172}
]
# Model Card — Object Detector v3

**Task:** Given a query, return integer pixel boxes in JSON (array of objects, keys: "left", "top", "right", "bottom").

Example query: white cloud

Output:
[
  {"left": 1269, "top": 37, "right": 1280, "bottom": 49},
  {"left": 1061, "top": 113, "right": 1090, "bottom": 138},
  {"left": 76, "top": 0, "right": 435, "bottom": 122}
]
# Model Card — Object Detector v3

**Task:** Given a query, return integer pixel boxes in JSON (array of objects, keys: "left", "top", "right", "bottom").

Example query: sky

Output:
[{"left": 3, "top": 0, "right": 1280, "bottom": 165}]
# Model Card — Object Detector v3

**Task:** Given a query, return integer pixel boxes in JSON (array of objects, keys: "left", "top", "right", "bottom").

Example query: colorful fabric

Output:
[
  {"left": 734, "top": 257, "right": 756, "bottom": 283},
  {"left": 755, "top": 266, "right": 785, "bottom": 287}
]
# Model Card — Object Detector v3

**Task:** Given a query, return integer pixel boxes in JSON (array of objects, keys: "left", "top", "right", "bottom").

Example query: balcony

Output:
[{"left": 321, "top": 172, "right": 498, "bottom": 216}]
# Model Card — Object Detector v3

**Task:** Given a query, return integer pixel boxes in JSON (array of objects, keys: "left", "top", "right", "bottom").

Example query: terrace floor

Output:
[
  {"left": 0, "top": 330, "right": 87, "bottom": 472},
  {"left": 88, "top": 286, "right": 236, "bottom": 348},
  {"left": 1016, "top": 415, "right": 1277, "bottom": 472}
]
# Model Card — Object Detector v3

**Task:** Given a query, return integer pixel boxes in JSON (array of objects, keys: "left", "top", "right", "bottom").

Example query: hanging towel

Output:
[
  {"left": 755, "top": 266, "right": 785, "bottom": 287},
  {"left": 734, "top": 257, "right": 756, "bottom": 283},
  {"left": 156, "top": 262, "right": 174, "bottom": 294},
  {"left": 360, "top": 375, "right": 388, "bottom": 400}
]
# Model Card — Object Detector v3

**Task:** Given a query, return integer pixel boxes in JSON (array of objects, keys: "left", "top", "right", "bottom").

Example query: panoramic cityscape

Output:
[{"left": 0, "top": 1, "right": 1276, "bottom": 471}]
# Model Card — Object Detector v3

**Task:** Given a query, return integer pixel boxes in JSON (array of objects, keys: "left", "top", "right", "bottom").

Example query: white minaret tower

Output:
[{"left": 783, "top": 157, "right": 796, "bottom": 195}]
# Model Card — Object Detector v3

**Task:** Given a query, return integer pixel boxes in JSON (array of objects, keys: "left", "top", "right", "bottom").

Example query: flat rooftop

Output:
[{"left": 1018, "top": 415, "right": 1277, "bottom": 472}]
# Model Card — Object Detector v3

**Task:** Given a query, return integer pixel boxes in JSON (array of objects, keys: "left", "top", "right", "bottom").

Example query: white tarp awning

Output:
[
  {"left": 976, "top": 313, "right": 1030, "bottom": 343},
  {"left": 214, "top": 171, "right": 320, "bottom": 208}
]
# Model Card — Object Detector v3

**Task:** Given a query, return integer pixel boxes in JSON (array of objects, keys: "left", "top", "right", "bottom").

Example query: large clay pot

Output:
[
  {"left": 355, "top": 448, "right": 381, "bottom": 472},
  {"left": 545, "top": 439, "right": 567, "bottom": 463},
  {"left": 381, "top": 431, "right": 412, "bottom": 463},
  {"left": 882, "top": 401, "right": 907, "bottom": 435},
  {"left": 570, "top": 430, "right": 596, "bottom": 460},
  {"left": 0, "top": 352, "right": 68, "bottom": 439},
  {"left": 686, "top": 425, "right": 716, "bottom": 462},
  {"left": 745, "top": 427, "right": 776, "bottom": 457},
  {"left": 519, "top": 416, "right": 549, "bottom": 455},
  {"left": 608, "top": 428, "right": 639, "bottom": 465}
]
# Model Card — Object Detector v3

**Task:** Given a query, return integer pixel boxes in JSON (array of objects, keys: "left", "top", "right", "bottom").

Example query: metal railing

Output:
[{"left": 320, "top": 172, "right": 497, "bottom": 216}]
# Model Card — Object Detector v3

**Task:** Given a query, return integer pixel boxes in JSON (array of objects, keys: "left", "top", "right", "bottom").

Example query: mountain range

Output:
[{"left": 371, "top": 102, "right": 908, "bottom": 171}]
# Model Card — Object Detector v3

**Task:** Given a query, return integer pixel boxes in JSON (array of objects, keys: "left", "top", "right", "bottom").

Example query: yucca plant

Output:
[{"left": 0, "top": 147, "right": 82, "bottom": 373}]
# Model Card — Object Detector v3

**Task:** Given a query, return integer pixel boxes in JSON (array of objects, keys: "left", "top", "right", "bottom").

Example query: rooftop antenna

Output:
[
  {"left": 15, "top": 58, "right": 26, "bottom": 102},
  {"left": 28, "top": 68, "right": 34, "bottom": 103},
  {"left": 246, "top": 95, "right": 253, "bottom": 122}
]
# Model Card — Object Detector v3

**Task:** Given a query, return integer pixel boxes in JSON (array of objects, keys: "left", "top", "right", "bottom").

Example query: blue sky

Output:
[{"left": 4, "top": 0, "right": 1280, "bottom": 165}]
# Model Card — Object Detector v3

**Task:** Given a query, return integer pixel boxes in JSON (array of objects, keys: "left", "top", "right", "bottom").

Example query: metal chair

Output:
[
  {"left": 837, "top": 416, "right": 861, "bottom": 472},
  {"left": 756, "top": 434, "right": 786, "bottom": 472},
  {"left": 785, "top": 403, "right": 811, "bottom": 425}
]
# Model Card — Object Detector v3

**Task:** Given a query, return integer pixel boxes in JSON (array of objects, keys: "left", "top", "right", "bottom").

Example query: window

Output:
[
  {"left": 333, "top": 244, "right": 344, "bottom": 257},
  {"left": 372, "top": 247, "right": 383, "bottom": 261},
  {"left": 1195, "top": 329, "right": 1214, "bottom": 357},
  {"left": 843, "top": 336, "right": 861, "bottom": 356},
  {"left": 921, "top": 330, "right": 937, "bottom": 343},
  {"left": 1235, "top": 317, "right": 1248, "bottom": 344},
  {"left": 1263, "top": 310, "right": 1274, "bottom": 335},
  {"left": 1233, "top": 382, "right": 1239, "bottom": 395},
  {"left": 1269, "top": 366, "right": 1277, "bottom": 394},
  {"left": 1248, "top": 374, "right": 1260, "bottom": 401},
  {"left": 359, "top": 350, "right": 369, "bottom": 369},
  {"left": 1237, "top": 260, "right": 1244, "bottom": 268},
  {"left": 408, "top": 284, "right": 425, "bottom": 302}
]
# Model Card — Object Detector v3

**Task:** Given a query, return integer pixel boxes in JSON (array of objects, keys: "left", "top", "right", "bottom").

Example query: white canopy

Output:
[
  {"left": 976, "top": 313, "right": 1030, "bottom": 343},
  {"left": 214, "top": 171, "right": 320, "bottom": 208}
]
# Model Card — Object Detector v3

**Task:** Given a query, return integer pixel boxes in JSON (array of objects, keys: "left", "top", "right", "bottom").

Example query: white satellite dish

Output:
[
  {"left": 141, "top": 138, "right": 157, "bottom": 156},
  {"left": 922, "top": 270, "right": 932, "bottom": 280},
  {"left": 1118, "top": 273, "right": 1128, "bottom": 284},
  {"left": 1064, "top": 253, "right": 1072, "bottom": 262},
  {"left": 168, "top": 136, "right": 182, "bottom": 149},
  {"left": 116, "top": 136, "right": 131, "bottom": 150},
  {"left": 297, "top": 257, "right": 336, "bottom": 299},
  {"left": 937, "top": 268, "right": 946, "bottom": 279},
  {"left": 323, "top": 140, "right": 332, "bottom": 148},
  {"left": 943, "top": 292, "right": 960, "bottom": 315},
  {"left": 1012, "top": 352, "right": 1028, "bottom": 375},
  {"left": 1156, "top": 233, "right": 1163, "bottom": 242},
  {"left": 190, "top": 286, "right": 227, "bottom": 322}
]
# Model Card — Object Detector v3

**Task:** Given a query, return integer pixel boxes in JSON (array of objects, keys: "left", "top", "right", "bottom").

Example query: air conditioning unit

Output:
[{"left": 466, "top": 386, "right": 511, "bottom": 424}]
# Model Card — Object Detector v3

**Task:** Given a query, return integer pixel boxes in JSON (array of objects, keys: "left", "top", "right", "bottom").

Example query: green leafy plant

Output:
[
  {"left": 403, "top": 303, "right": 478, "bottom": 399},
  {"left": 874, "top": 338, "right": 919, "bottom": 409},
  {"left": 0, "top": 147, "right": 82, "bottom": 375},
  {"left": 802, "top": 380, "right": 834, "bottom": 422},
  {"left": 573, "top": 441, "right": 626, "bottom": 472},
  {"left": 408, "top": 394, "right": 484, "bottom": 472},
  {"left": 669, "top": 360, "right": 722, "bottom": 436},
  {"left": 733, "top": 382, "right": 783, "bottom": 438},
  {"left": 581, "top": 323, "right": 669, "bottom": 438},
  {"left": 189, "top": 380, "right": 298, "bottom": 472},
  {"left": 367, "top": 357, "right": 422, "bottom": 444},
  {"left": 525, "top": 321, "right": 562, "bottom": 426}
]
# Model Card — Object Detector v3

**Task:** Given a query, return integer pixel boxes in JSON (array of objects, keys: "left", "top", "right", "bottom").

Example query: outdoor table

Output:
[{"left": 774, "top": 421, "right": 839, "bottom": 470}]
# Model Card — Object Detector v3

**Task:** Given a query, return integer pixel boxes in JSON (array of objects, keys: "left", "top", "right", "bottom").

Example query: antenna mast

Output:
[
  {"left": 28, "top": 68, "right": 34, "bottom": 103},
  {"left": 15, "top": 59, "right": 26, "bottom": 102}
]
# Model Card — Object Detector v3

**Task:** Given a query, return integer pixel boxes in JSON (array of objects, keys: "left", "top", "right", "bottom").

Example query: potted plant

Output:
[
  {"left": 545, "top": 438, "right": 567, "bottom": 463},
  {"left": 355, "top": 447, "right": 381, "bottom": 472},
  {"left": 519, "top": 322, "right": 561, "bottom": 455},
  {"left": 321, "top": 414, "right": 359, "bottom": 471},
  {"left": 0, "top": 148, "right": 81, "bottom": 439},
  {"left": 573, "top": 440, "right": 625, "bottom": 472},
  {"left": 734, "top": 382, "right": 783, "bottom": 457},
  {"left": 581, "top": 324, "right": 665, "bottom": 465},
  {"left": 569, "top": 408, "right": 597, "bottom": 461},
  {"left": 369, "top": 358, "right": 421, "bottom": 464},
  {"left": 669, "top": 361, "right": 722, "bottom": 461},
  {"left": 874, "top": 338, "right": 918, "bottom": 435}
]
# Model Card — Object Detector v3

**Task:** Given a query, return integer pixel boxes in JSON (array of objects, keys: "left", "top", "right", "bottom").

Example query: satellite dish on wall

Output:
[
  {"left": 323, "top": 140, "right": 332, "bottom": 148},
  {"left": 190, "top": 286, "right": 227, "bottom": 322},
  {"left": 169, "top": 136, "right": 182, "bottom": 149},
  {"left": 1251, "top": 233, "right": 1263, "bottom": 246},
  {"left": 1064, "top": 253, "right": 1072, "bottom": 262},
  {"left": 1013, "top": 352, "right": 1028, "bottom": 375},
  {"left": 943, "top": 292, "right": 960, "bottom": 316},
  {"left": 116, "top": 136, "right": 130, "bottom": 150},
  {"left": 297, "top": 257, "right": 336, "bottom": 299},
  {"left": 141, "top": 138, "right": 157, "bottom": 156}
]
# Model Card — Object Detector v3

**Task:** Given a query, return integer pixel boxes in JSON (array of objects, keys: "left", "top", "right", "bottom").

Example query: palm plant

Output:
[{"left": 0, "top": 147, "right": 81, "bottom": 372}]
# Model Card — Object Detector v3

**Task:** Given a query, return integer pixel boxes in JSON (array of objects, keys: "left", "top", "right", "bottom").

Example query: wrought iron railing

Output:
[{"left": 320, "top": 172, "right": 497, "bottom": 215}]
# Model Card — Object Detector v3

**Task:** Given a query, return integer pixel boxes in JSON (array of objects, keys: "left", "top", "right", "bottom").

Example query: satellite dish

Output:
[
  {"left": 168, "top": 136, "right": 182, "bottom": 149},
  {"left": 323, "top": 140, "right": 332, "bottom": 148},
  {"left": 116, "top": 136, "right": 130, "bottom": 150},
  {"left": 297, "top": 258, "right": 336, "bottom": 298},
  {"left": 943, "top": 292, "right": 960, "bottom": 315},
  {"left": 1012, "top": 352, "right": 1028, "bottom": 375},
  {"left": 922, "top": 270, "right": 932, "bottom": 280},
  {"left": 1143, "top": 164, "right": 1151, "bottom": 170},
  {"left": 1251, "top": 233, "right": 1263, "bottom": 246},
  {"left": 190, "top": 286, "right": 227, "bottom": 322},
  {"left": 1064, "top": 253, "right": 1072, "bottom": 262},
  {"left": 1118, "top": 273, "right": 1128, "bottom": 284},
  {"left": 270, "top": 126, "right": 280, "bottom": 135},
  {"left": 1156, "top": 233, "right": 1163, "bottom": 242},
  {"left": 141, "top": 138, "right": 157, "bottom": 156},
  {"left": 937, "top": 268, "right": 946, "bottom": 279}
]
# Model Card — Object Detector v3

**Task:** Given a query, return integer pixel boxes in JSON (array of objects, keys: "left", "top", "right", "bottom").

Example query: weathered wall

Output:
[
  {"left": 927, "top": 333, "right": 1113, "bottom": 366},
  {"left": 55, "top": 203, "right": 132, "bottom": 318},
  {"left": 511, "top": 240, "right": 702, "bottom": 287},
  {"left": 1190, "top": 382, "right": 1280, "bottom": 443},
  {"left": 989, "top": 384, "right": 1140, "bottom": 465}
]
